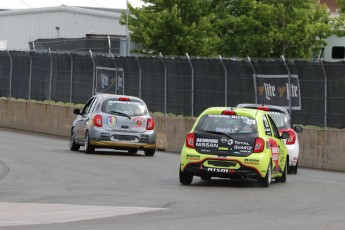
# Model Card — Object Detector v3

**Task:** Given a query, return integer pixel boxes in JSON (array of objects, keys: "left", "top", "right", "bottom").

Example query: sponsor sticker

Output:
[
  {"left": 107, "top": 116, "right": 117, "bottom": 128},
  {"left": 195, "top": 138, "right": 218, "bottom": 148},
  {"left": 186, "top": 154, "right": 200, "bottom": 161}
]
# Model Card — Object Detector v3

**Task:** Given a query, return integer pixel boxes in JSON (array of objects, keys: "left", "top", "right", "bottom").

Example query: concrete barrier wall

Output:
[{"left": 1, "top": 99, "right": 345, "bottom": 172}]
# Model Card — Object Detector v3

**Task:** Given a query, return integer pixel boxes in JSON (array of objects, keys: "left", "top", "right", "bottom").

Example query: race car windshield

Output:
[
  {"left": 101, "top": 99, "right": 147, "bottom": 116},
  {"left": 196, "top": 114, "right": 257, "bottom": 134},
  {"left": 267, "top": 112, "right": 290, "bottom": 129}
]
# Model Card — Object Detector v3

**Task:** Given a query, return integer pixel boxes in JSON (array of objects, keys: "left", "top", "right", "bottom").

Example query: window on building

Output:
[{"left": 332, "top": 46, "right": 345, "bottom": 59}]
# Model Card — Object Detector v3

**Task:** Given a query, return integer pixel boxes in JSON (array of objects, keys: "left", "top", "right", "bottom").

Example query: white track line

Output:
[{"left": 0, "top": 202, "right": 165, "bottom": 226}]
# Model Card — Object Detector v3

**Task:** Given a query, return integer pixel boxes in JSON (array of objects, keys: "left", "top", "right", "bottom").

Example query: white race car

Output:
[{"left": 237, "top": 104, "right": 303, "bottom": 174}]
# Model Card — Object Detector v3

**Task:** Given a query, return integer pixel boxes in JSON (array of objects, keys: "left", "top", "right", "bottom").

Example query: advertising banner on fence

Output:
[
  {"left": 95, "top": 66, "right": 124, "bottom": 95},
  {"left": 255, "top": 74, "right": 301, "bottom": 110}
]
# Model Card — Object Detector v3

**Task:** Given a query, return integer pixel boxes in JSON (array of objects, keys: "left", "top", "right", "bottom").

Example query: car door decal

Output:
[{"left": 268, "top": 138, "right": 280, "bottom": 173}]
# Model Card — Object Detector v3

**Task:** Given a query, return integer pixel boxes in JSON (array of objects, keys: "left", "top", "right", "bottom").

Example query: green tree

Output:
[
  {"left": 120, "top": 0, "right": 217, "bottom": 56},
  {"left": 332, "top": 1, "right": 345, "bottom": 37},
  {"left": 212, "top": 0, "right": 331, "bottom": 58},
  {"left": 121, "top": 0, "right": 331, "bottom": 58}
]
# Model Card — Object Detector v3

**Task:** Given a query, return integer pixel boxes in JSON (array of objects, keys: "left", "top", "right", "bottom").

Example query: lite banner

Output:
[
  {"left": 255, "top": 74, "right": 301, "bottom": 110},
  {"left": 95, "top": 66, "right": 124, "bottom": 95}
]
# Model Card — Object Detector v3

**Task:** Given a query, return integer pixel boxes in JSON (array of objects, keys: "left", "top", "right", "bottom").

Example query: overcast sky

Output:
[{"left": 0, "top": 0, "right": 144, "bottom": 9}]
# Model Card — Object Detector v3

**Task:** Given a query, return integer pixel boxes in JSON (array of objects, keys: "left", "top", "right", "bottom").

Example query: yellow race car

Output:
[{"left": 179, "top": 107, "right": 289, "bottom": 187}]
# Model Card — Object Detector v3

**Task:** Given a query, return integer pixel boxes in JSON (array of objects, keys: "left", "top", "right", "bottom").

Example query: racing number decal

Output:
[{"left": 268, "top": 138, "right": 279, "bottom": 173}]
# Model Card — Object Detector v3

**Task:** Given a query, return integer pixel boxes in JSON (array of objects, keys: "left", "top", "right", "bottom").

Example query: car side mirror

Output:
[
  {"left": 281, "top": 131, "right": 289, "bottom": 139},
  {"left": 294, "top": 125, "right": 303, "bottom": 133},
  {"left": 73, "top": 108, "right": 81, "bottom": 115}
]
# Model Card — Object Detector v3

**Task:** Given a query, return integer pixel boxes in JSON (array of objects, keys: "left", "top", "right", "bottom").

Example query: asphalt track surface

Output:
[{"left": 1, "top": 128, "right": 345, "bottom": 230}]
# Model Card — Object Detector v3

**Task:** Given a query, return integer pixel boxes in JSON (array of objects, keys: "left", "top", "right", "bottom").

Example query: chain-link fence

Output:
[{"left": 0, "top": 50, "right": 344, "bottom": 128}]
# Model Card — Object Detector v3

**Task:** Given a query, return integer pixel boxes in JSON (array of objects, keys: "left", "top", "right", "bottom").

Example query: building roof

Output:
[
  {"left": 0, "top": 4, "right": 123, "bottom": 19},
  {"left": 320, "top": 0, "right": 339, "bottom": 14}
]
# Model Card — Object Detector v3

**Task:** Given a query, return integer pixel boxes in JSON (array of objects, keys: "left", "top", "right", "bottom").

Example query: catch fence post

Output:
[
  {"left": 281, "top": 55, "right": 292, "bottom": 115},
  {"left": 186, "top": 53, "right": 194, "bottom": 117},
  {"left": 68, "top": 52, "right": 73, "bottom": 105},
  {"left": 7, "top": 50, "right": 12, "bottom": 99},
  {"left": 135, "top": 55, "right": 142, "bottom": 98},
  {"left": 28, "top": 51, "right": 32, "bottom": 100},
  {"left": 159, "top": 53, "right": 167, "bottom": 115},
  {"left": 246, "top": 57, "right": 258, "bottom": 104},
  {"left": 108, "top": 35, "right": 111, "bottom": 56},
  {"left": 48, "top": 48, "right": 53, "bottom": 102},
  {"left": 89, "top": 50, "right": 95, "bottom": 95},
  {"left": 319, "top": 58, "right": 328, "bottom": 128},
  {"left": 219, "top": 55, "right": 228, "bottom": 106}
]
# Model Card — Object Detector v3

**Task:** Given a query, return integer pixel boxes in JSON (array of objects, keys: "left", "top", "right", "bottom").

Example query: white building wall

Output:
[
  {"left": 0, "top": 6, "right": 126, "bottom": 50},
  {"left": 322, "top": 35, "right": 345, "bottom": 62}
]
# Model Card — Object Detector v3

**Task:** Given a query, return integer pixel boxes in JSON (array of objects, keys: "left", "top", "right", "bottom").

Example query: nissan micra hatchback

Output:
[
  {"left": 179, "top": 107, "right": 289, "bottom": 187},
  {"left": 69, "top": 94, "right": 156, "bottom": 156}
]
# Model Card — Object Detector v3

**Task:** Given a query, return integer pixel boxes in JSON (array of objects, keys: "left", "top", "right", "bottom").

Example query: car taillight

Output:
[
  {"left": 254, "top": 138, "right": 265, "bottom": 153},
  {"left": 119, "top": 97, "right": 130, "bottom": 101},
  {"left": 222, "top": 110, "right": 236, "bottom": 115},
  {"left": 285, "top": 129, "right": 296, "bottom": 145},
  {"left": 94, "top": 115, "right": 102, "bottom": 127},
  {"left": 257, "top": 107, "right": 269, "bottom": 111},
  {"left": 186, "top": 133, "right": 195, "bottom": 149},
  {"left": 147, "top": 118, "right": 154, "bottom": 130}
]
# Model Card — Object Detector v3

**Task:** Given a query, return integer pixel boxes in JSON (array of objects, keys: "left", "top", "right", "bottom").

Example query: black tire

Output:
[
  {"left": 69, "top": 129, "right": 80, "bottom": 151},
  {"left": 144, "top": 148, "right": 155, "bottom": 156},
  {"left": 128, "top": 149, "right": 138, "bottom": 154},
  {"left": 260, "top": 161, "right": 272, "bottom": 187},
  {"left": 292, "top": 161, "right": 298, "bottom": 174},
  {"left": 276, "top": 160, "right": 287, "bottom": 183},
  {"left": 179, "top": 169, "right": 193, "bottom": 185},
  {"left": 84, "top": 131, "right": 95, "bottom": 154},
  {"left": 288, "top": 161, "right": 298, "bottom": 175}
]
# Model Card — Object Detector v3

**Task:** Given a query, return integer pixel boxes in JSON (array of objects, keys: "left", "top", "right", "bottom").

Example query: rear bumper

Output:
[
  {"left": 182, "top": 159, "right": 263, "bottom": 179},
  {"left": 89, "top": 127, "right": 156, "bottom": 150},
  {"left": 90, "top": 140, "right": 156, "bottom": 150}
]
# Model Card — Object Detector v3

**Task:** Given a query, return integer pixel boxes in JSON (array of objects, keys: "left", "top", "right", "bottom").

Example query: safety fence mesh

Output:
[{"left": 0, "top": 50, "right": 344, "bottom": 128}]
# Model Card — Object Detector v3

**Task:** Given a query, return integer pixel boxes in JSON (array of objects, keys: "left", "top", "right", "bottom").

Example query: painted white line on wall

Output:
[{"left": 0, "top": 202, "right": 165, "bottom": 226}]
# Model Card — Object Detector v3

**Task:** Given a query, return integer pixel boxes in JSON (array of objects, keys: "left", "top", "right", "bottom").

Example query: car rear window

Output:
[
  {"left": 101, "top": 99, "right": 148, "bottom": 116},
  {"left": 267, "top": 111, "right": 290, "bottom": 129},
  {"left": 196, "top": 114, "right": 257, "bottom": 134}
]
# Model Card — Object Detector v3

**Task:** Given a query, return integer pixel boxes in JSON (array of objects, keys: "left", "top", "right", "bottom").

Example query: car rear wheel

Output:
[
  {"left": 179, "top": 168, "right": 193, "bottom": 185},
  {"left": 260, "top": 161, "right": 272, "bottom": 187},
  {"left": 84, "top": 131, "right": 95, "bottom": 154},
  {"left": 276, "top": 160, "right": 287, "bottom": 183},
  {"left": 69, "top": 129, "right": 80, "bottom": 151},
  {"left": 291, "top": 161, "right": 298, "bottom": 174},
  {"left": 144, "top": 148, "right": 155, "bottom": 156},
  {"left": 289, "top": 161, "right": 298, "bottom": 174}
]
